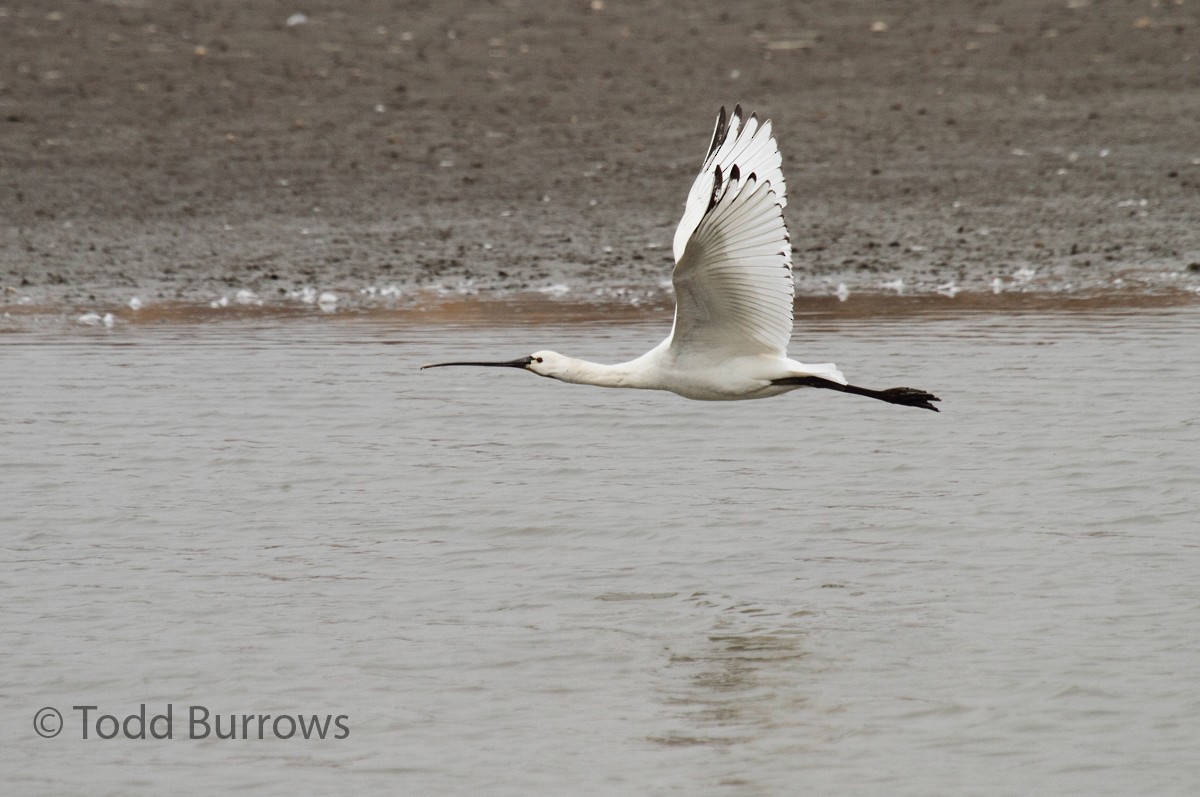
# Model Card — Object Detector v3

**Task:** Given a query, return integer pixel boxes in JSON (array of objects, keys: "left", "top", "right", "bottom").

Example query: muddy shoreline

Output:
[{"left": 3, "top": 1, "right": 1199, "bottom": 316}]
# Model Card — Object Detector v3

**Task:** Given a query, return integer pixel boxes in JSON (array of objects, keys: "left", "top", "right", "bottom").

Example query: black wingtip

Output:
[
  {"left": 706, "top": 106, "right": 729, "bottom": 160},
  {"left": 707, "top": 164, "right": 724, "bottom": 213},
  {"left": 728, "top": 104, "right": 743, "bottom": 141}
]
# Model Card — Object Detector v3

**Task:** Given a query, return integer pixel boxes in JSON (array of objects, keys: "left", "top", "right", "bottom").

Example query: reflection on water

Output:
[
  {"left": 656, "top": 597, "right": 811, "bottom": 749},
  {"left": 3, "top": 305, "right": 1199, "bottom": 796}
]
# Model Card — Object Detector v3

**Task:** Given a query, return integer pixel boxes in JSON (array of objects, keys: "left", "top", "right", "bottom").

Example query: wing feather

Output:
[
  {"left": 668, "top": 107, "right": 793, "bottom": 357},
  {"left": 667, "top": 105, "right": 796, "bottom": 357},
  {"left": 670, "top": 185, "right": 793, "bottom": 356}
]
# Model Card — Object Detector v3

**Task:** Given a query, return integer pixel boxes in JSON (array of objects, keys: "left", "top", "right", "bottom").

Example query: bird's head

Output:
[
  {"left": 420, "top": 350, "right": 570, "bottom": 380},
  {"left": 525, "top": 350, "right": 571, "bottom": 378}
]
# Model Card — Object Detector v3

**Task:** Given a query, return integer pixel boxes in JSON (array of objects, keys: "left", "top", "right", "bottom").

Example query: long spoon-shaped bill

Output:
[{"left": 420, "top": 356, "right": 533, "bottom": 370}]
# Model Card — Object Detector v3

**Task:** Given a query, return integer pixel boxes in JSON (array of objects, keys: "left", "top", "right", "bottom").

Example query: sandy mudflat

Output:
[{"left": 2, "top": 0, "right": 1199, "bottom": 316}]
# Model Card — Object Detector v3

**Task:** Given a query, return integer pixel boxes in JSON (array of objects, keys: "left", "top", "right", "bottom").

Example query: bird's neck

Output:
[{"left": 556, "top": 357, "right": 647, "bottom": 389}]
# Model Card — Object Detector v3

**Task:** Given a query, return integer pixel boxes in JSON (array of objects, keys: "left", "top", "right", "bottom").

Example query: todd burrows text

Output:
[{"left": 61, "top": 705, "right": 350, "bottom": 740}]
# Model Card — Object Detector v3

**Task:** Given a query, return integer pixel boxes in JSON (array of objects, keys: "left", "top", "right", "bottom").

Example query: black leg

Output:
[{"left": 773, "top": 376, "right": 941, "bottom": 412}]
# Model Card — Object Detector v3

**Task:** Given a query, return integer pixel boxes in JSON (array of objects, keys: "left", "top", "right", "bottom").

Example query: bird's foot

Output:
[{"left": 879, "top": 387, "right": 941, "bottom": 412}]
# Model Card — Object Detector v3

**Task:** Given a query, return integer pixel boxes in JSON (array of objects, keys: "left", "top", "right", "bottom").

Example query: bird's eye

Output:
[{"left": 535, "top": 357, "right": 544, "bottom": 363}]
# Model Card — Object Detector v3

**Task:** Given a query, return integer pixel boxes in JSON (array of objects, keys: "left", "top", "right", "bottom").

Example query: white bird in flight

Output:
[{"left": 423, "top": 105, "right": 940, "bottom": 411}]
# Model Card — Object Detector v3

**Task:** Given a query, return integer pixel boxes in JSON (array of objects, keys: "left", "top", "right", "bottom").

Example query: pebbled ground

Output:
[{"left": 2, "top": 0, "right": 1199, "bottom": 313}]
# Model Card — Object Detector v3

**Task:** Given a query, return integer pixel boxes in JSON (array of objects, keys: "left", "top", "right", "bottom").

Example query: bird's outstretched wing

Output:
[{"left": 668, "top": 105, "right": 793, "bottom": 357}]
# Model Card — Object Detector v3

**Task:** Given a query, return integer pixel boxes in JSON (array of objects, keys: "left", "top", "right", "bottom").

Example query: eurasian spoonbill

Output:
[{"left": 423, "top": 105, "right": 940, "bottom": 411}]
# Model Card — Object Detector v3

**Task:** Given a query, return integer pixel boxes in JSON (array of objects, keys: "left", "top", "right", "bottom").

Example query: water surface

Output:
[{"left": 3, "top": 305, "right": 1198, "bottom": 795}]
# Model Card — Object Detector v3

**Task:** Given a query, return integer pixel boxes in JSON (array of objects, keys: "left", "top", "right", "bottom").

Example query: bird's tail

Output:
[{"left": 797, "top": 362, "right": 846, "bottom": 385}]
